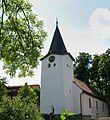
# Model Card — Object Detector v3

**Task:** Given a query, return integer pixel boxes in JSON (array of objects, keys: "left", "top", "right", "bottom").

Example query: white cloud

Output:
[{"left": 88, "top": 8, "right": 110, "bottom": 39}]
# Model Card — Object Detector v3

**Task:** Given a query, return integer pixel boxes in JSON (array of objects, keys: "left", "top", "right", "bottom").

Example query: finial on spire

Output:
[{"left": 56, "top": 18, "right": 58, "bottom": 26}]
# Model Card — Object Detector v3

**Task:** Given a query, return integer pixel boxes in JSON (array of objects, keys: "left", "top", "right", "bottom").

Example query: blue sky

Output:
[
  {"left": 1, "top": 0, "right": 110, "bottom": 86},
  {"left": 34, "top": 0, "right": 110, "bottom": 28}
]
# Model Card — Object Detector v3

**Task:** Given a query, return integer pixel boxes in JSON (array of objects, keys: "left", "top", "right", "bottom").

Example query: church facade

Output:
[{"left": 40, "top": 22, "right": 109, "bottom": 119}]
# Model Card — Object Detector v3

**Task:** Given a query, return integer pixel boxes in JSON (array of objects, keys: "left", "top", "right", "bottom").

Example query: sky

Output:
[{"left": 1, "top": 0, "right": 110, "bottom": 86}]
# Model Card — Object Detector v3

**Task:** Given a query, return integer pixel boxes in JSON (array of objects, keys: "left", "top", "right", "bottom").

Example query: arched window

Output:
[{"left": 48, "top": 63, "right": 51, "bottom": 68}]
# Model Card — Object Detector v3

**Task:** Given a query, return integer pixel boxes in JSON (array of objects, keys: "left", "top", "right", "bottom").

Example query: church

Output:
[{"left": 40, "top": 21, "right": 109, "bottom": 120}]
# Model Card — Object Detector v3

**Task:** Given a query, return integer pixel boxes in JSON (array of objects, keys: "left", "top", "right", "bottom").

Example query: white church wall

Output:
[
  {"left": 92, "top": 97, "right": 108, "bottom": 118},
  {"left": 61, "top": 55, "right": 74, "bottom": 112},
  {"left": 40, "top": 54, "right": 63, "bottom": 114},
  {"left": 82, "top": 94, "right": 92, "bottom": 116},
  {"left": 72, "top": 83, "right": 82, "bottom": 114},
  {"left": 40, "top": 54, "right": 77, "bottom": 114},
  {"left": 81, "top": 93, "right": 108, "bottom": 119}
]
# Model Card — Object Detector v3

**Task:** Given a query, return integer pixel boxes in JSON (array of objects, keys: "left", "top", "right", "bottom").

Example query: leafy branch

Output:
[{"left": 0, "top": 0, "right": 47, "bottom": 77}]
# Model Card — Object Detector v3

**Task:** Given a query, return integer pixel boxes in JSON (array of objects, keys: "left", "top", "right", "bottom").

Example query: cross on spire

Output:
[{"left": 56, "top": 18, "right": 58, "bottom": 26}]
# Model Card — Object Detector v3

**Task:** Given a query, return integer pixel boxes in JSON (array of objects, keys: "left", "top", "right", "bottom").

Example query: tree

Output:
[
  {"left": 0, "top": 96, "right": 44, "bottom": 120},
  {"left": 0, "top": 0, "right": 47, "bottom": 77},
  {"left": 98, "top": 49, "right": 110, "bottom": 100},
  {"left": 32, "top": 86, "right": 40, "bottom": 106},
  {"left": 89, "top": 54, "right": 102, "bottom": 93},
  {"left": 74, "top": 50, "right": 110, "bottom": 102},
  {"left": 0, "top": 76, "right": 8, "bottom": 100},
  {"left": 18, "top": 83, "right": 38, "bottom": 104},
  {"left": 0, "top": 83, "right": 44, "bottom": 120},
  {"left": 74, "top": 52, "right": 92, "bottom": 85}
]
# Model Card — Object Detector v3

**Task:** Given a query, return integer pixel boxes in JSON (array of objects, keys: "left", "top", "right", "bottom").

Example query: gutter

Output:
[{"left": 80, "top": 92, "right": 83, "bottom": 120}]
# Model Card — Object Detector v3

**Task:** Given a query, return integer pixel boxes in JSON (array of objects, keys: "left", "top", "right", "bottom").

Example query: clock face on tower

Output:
[{"left": 49, "top": 55, "right": 55, "bottom": 63}]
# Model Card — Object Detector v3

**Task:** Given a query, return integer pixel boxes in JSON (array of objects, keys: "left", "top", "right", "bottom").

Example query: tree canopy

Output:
[
  {"left": 0, "top": 0, "right": 47, "bottom": 77},
  {"left": 74, "top": 52, "right": 92, "bottom": 85},
  {"left": 0, "top": 78, "right": 43, "bottom": 120},
  {"left": 0, "top": 76, "right": 7, "bottom": 100},
  {"left": 18, "top": 83, "right": 38, "bottom": 104},
  {"left": 98, "top": 49, "right": 110, "bottom": 100},
  {"left": 89, "top": 54, "right": 101, "bottom": 92},
  {"left": 74, "top": 49, "right": 110, "bottom": 102}
]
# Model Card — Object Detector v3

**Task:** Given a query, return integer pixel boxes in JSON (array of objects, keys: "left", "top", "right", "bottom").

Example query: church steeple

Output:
[
  {"left": 41, "top": 20, "right": 74, "bottom": 115},
  {"left": 41, "top": 20, "right": 74, "bottom": 61},
  {"left": 48, "top": 20, "right": 67, "bottom": 54}
]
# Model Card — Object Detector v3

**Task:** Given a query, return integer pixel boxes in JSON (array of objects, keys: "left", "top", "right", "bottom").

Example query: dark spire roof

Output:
[
  {"left": 40, "top": 20, "right": 75, "bottom": 61},
  {"left": 48, "top": 20, "right": 67, "bottom": 54}
]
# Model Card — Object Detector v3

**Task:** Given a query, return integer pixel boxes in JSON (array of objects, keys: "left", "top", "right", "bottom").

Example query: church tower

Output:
[{"left": 40, "top": 21, "right": 74, "bottom": 115}]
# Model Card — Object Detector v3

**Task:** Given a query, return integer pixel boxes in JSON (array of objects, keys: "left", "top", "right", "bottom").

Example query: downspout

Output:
[{"left": 80, "top": 92, "right": 83, "bottom": 120}]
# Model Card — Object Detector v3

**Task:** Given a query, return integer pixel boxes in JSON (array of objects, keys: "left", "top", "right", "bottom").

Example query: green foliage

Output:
[
  {"left": 18, "top": 83, "right": 38, "bottom": 104},
  {"left": 0, "top": 76, "right": 8, "bottom": 100},
  {"left": 0, "top": 96, "right": 44, "bottom": 120},
  {"left": 0, "top": 0, "right": 47, "bottom": 77},
  {"left": 60, "top": 110, "right": 75, "bottom": 120},
  {"left": 90, "top": 54, "right": 102, "bottom": 92},
  {"left": 74, "top": 52, "right": 92, "bottom": 85},
  {"left": 0, "top": 76, "right": 7, "bottom": 85},
  {"left": 0, "top": 82, "right": 43, "bottom": 120},
  {"left": 32, "top": 86, "right": 40, "bottom": 106},
  {"left": 74, "top": 49, "right": 110, "bottom": 101},
  {"left": 90, "top": 54, "right": 100, "bottom": 82},
  {"left": 98, "top": 49, "right": 110, "bottom": 100}
]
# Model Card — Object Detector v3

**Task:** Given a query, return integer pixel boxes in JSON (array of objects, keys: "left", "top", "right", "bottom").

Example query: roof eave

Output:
[{"left": 40, "top": 52, "right": 75, "bottom": 61}]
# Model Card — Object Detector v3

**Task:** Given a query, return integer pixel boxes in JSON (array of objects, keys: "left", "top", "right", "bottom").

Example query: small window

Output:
[
  {"left": 96, "top": 101, "right": 98, "bottom": 110},
  {"left": 53, "top": 63, "right": 56, "bottom": 67},
  {"left": 48, "top": 63, "right": 51, "bottom": 68},
  {"left": 102, "top": 103, "right": 104, "bottom": 112},
  {"left": 89, "top": 98, "right": 91, "bottom": 108},
  {"left": 69, "top": 89, "right": 71, "bottom": 94}
]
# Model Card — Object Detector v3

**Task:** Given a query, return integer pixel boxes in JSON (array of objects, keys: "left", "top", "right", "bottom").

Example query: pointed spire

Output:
[
  {"left": 41, "top": 20, "right": 75, "bottom": 61},
  {"left": 48, "top": 20, "right": 67, "bottom": 54}
]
